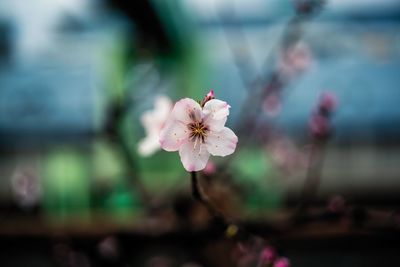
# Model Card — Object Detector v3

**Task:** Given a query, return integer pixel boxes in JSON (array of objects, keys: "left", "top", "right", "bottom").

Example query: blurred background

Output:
[{"left": 0, "top": 0, "right": 400, "bottom": 266}]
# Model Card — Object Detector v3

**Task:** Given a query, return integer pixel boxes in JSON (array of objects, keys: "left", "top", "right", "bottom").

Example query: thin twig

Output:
[
  {"left": 295, "top": 140, "right": 326, "bottom": 220},
  {"left": 190, "top": 171, "right": 226, "bottom": 221}
]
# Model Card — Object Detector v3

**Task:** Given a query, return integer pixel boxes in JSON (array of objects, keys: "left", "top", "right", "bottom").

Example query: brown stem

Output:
[
  {"left": 190, "top": 171, "right": 202, "bottom": 202},
  {"left": 190, "top": 172, "right": 260, "bottom": 243},
  {"left": 190, "top": 172, "right": 225, "bottom": 221}
]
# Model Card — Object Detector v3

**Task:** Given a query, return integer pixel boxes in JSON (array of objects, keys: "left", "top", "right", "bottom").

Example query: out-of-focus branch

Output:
[
  {"left": 104, "top": 97, "right": 151, "bottom": 204},
  {"left": 190, "top": 171, "right": 254, "bottom": 241},
  {"left": 296, "top": 141, "right": 326, "bottom": 215},
  {"left": 217, "top": 1, "right": 325, "bottom": 137},
  {"left": 295, "top": 91, "right": 337, "bottom": 220},
  {"left": 190, "top": 172, "right": 226, "bottom": 222}
]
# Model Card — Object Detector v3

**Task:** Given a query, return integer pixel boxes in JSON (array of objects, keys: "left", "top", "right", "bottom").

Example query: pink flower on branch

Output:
[{"left": 159, "top": 91, "right": 238, "bottom": 172}]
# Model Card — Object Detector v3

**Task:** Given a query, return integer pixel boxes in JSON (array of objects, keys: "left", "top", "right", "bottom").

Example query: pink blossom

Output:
[
  {"left": 138, "top": 95, "right": 173, "bottom": 156},
  {"left": 11, "top": 165, "right": 41, "bottom": 208},
  {"left": 263, "top": 94, "right": 282, "bottom": 117},
  {"left": 273, "top": 257, "right": 290, "bottom": 267},
  {"left": 206, "top": 89, "right": 214, "bottom": 98},
  {"left": 309, "top": 113, "right": 331, "bottom": 139},
  {"left": 203, "top": 161, "right": 217, "bottom": 175},
  {"left": 309, "top": 91, "right": 338, "bottom": 139},
  {"left": 259, "top": 246, "right": 277, "bottom": 265},
  {"left": 268, "top": 137, "right": 307, "bottom": 175},
  {"left": 159, "top": 93, "right": 238, "bottom": 172},
  {"left": 278, "top": 42, "right": 312, "bottom": 78},
  {"left": 319, "top": 91, "right": 338, "bottom": 113}
]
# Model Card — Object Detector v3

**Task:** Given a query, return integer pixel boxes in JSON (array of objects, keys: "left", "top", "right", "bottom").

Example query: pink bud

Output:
[
  {"left": 319, "top": 91, "right": 337, "bottom": 113},
  {"left": 200, "top": 90, "right": 216, "bottom": 107},
  {"left": 278, "top": 42, "right": 312, "bottom": 79},
  {"left": 274, "top": 257, "right": 290, "bottom": 267},
  {"left": 203, "top": 161, "right": 216, "bottom": 175},
  {"left": 263, "top": 94, "right": 282, "bottom": 117},
  {"left": 309, "top": 113, "right": 331, "bottom": 139},
  {"left": 259, "top": 246, "right": 277, "bottom": 264}
]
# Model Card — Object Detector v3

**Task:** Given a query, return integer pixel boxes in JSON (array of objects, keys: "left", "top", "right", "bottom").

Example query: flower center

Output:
[{"left": 188, "top": 121, "right": 208, "bottom": 143}]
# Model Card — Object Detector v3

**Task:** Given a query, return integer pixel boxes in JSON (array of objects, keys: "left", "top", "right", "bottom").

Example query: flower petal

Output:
[
  {"left": 138, "top": 134, "right": 160, "bottom": 156},
  {"left": 205, "top": 127, "right": 238, "bottom": 156},
  {"left": 203, "top": 99, "right": 230, "bottom": 131},
  {"left": 205, "top": 116, "right": 227, "bottom": 132},
  {"left": 171, "top": 98, "right": 202, "bottom": 124},
  {"left": 154, "top": 95, "right": 173, "bottom": 122},
  {"left": 203, "top": 99, "right": 230, "bottom": 120},
  {"left": 159, "top": 120, "right": 188, "bottom": 151},
  {"left": 179, "top": 141, "right": 210, "bottom": 172}
]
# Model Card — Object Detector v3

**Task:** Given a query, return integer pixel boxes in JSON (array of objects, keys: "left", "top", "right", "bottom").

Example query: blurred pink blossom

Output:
[
  {"left": 309, "top": 91, "right": 338, "bottom": 139},
  {"left": 319, "top": 91, "right": 338, "bottom": 113},
  {"left": 97, "top": 236, "right": 119, "bottom": 260},
  {"left": 160, "top": 91, "right": 237, "bottom": 172},
  {"left": 263, "top": 94, "right": 282, "bottom": 117},
  {"left": 203, "top": 161, "right": 217, "bottom": 175},
  {"left": 259, "top": 246, "right": 277, "bottom": 265},
  {"left": 268, "top": 137, "right": 307, "bottom": 175},
  {"left": 278, "top": 42, "right": 313, "bottom": 78},
  {"left": 273, "top": 257, "right": 291, "bottom": 267},
  {"left": 309, "top": 113, "right": 331, "bottom": 139},
  {"left": 11, "top": 165, "right": 41, "bottom": 208},
  {"left": 138, "top": 95, "right": 173, "bottom": 156}
]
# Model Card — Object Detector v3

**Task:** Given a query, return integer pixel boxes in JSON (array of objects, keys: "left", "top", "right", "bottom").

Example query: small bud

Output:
[
  {"left": 200, "top": 89, "right": 215, "bottom": 107},
  {"left": 259, "top": 246, "right": 277, "bottom": 265},
  {"left": 318, "top": 91, "right": 337, "bottom": 113},
  {"left": 263, "top": 94, "right": 282, "bottom": 117},
  {"left": 274, "top": 257, "right": 290, "bottom": 267},
  {"left": 203, "top": 161, "right": 216, "bottom": 176},
  {"left": 309, "top": 113, "right": 331, "bottom": 139}
]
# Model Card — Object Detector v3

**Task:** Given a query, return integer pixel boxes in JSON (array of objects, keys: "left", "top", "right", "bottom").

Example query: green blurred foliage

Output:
[
  {"left": 42, "top": 148, "right": 90, "bottom": 221},
  {"left": 232, "top": 148, "right": 283, "bottom": 215}
]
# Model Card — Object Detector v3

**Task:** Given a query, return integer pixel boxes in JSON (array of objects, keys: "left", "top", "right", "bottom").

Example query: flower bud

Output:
[{"left": 274, "top": 257, "right": 290, "bottom": 267}]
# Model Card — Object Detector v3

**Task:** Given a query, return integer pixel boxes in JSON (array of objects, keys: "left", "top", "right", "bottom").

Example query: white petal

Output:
[
  {"left": 205, "top": 127, "right": 238, "bottom": 156},
  {"left": 140, "top": 112, "right": 159, "bottom": 136},
  {"left": 153, "top": 95, "right": 173, "bottom": 122},
  {"left": 171, "top": 98, "right": 202, "bottom": 124},
  {"left": 203, "top": 99, "right": 230, "bottom": 120},
  {"left": 140, "top": 96, "right": 172, "bottom": 137},
  {"left": 179, "top": 141, "right": 210, "bottom": 172},
  {"left": 205, "top": 116, "right": 227, "bottom": 132},
  {"left": 138, "top": 134, "right": 160, "bottom": 156},
  {"left": 202, "top": 99, "right": 230, "bottom": 131},
  {"left": 159, "top": 120, "right": 188, "bottom": 151}
]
